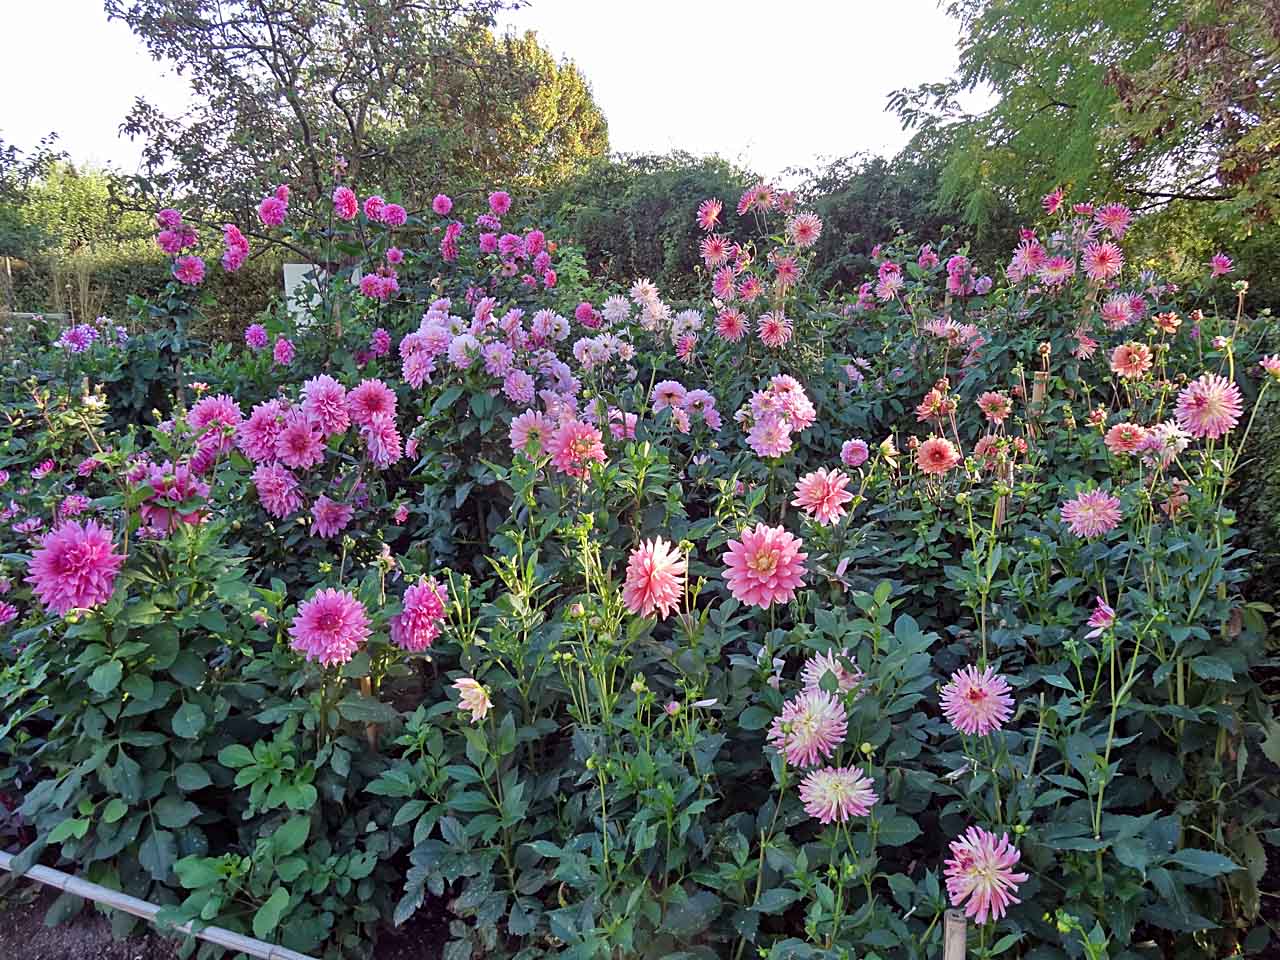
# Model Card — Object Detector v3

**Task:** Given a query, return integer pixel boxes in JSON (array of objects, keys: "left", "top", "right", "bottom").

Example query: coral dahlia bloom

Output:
[
  {"left": 977, "top": 391, "right": 1012, "bottom": 424},
  {"left": 289, "top": 588, "right": 370, "bottom": 667},
  {"left": 766, "top": 690, "right": 847, "bottom": 767},
  {"left": 944, "top": 827, "right": 1030, "bottom": 924},
  {"left": 622, "top": 537, "right": 687, "bottom": 620},
  {"left": 311, "top": 495, "right": 354, "bottom": 538},
  {"left": 792, "top": 468, "right": 855, "bottom": 526},
  {"left": 722, "top": 523, "right": 807, "bottom": 609},
  {"left": 916, "top": 437, "right": 961, "bottom": 475},
  {"left": 453, "top": 677, "right": 492, "bottom": 723},
  {"left": 509, "top": 409, "right": 552, "bottom": 455},
  {"left": 26, "top": 520, "right": 123, "bottom": 615},
  {"left": 1060, "top": 489, "right": 1123, "bottom": 538},
  {"left": 1109, "top": 342, "right": 1152, "bottom": 379},
  {"left": 1104, "top": 422, "right": 1147, "bottom": 455},
  {"left": 799, "top": 766, "right": 878, "bottom": 824},
  {"left": 1175, "top": 373, "right": 1243, "bottom": 439},
  {"left": 549, "top": 419, "right": 606, "bottom": 478},
  {"left": 940, "top": 665, "right": 1014, "bottom": 736}
]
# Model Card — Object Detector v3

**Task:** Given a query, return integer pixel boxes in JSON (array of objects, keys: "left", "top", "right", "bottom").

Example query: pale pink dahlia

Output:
[
  {"left": 311, "top": 495, "right": 354, "bottom": 538},
  {"left": 1175, "top": 373, "right": 1243, "bottom": 439},
  {"left": 1082, "top": 241, "right": 1124, "bottom": 282},
  {"left": 289, "top": 588, "right": 370, "bottom": 667},
  {"left": 722, "top": 523, "right": 807, "bottom": 609},
  {"left": 792, "top": 468, "right": 855, "bottom": 526},
  {"left": 622, "top": 537, "right": 687, "bottom": 620},
  {"left": 944, "top": 827, "right": 1029, "bottom": 924},
  {"left": 758, "top": 311, "right": 793, "bottom": 348},
  {"left": 747, "top": 416, "right": 792, "bottom": 459},
  {"left": 1094, "top": 203, "right": 1132, "bottom": 238},
  {"left": 801, "top": 648, "right": 865, "bottom": 695},
  {"left": 977, "top": 391, "right": 1012, "bottom": 424},
  {"left": 188, "top": 394, "right": 243, "bottom": 453},
  {"left": 26, "top": 520, "right": 123, "bottom": 615},
  {"left": 785, "top": 212, "right": 823, "bottom": 248},
  {"left": 1060, "top": 489, "right": 1122, "bottom": 538},
  {"left": 716, "top": 307, "right": 748, "bottom": 342},
  {"left": 1085, "top": 596, "right": 1115, "bottom": 638},
  {"left": 841, "top": 439, "right": 869, "bottom": 468},
  {"left": 766, "top": 690, "right": 847, "bottom": 767},
  {"left": 799, "top": 766, "right": 878, "bottom": 823},
  {"left": 549, "top": 419, "right": 606, "bottom": 479},
  {"left": 453, "top": 677, "right": 493, "bottom": 723},
  {"left": 940, "top": 665, "right": 1014, "bottom": 736},
  {"left": 509, "top": 409, "right": 552, "bottom": 456},
  {"left": 391, "top": 579, "right": 447, "bottom": 652}
]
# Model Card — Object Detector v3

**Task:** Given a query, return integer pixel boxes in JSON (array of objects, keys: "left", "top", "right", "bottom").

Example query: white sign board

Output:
[{"left": 283, "top": 263, "right": 326, "bottom": 328}]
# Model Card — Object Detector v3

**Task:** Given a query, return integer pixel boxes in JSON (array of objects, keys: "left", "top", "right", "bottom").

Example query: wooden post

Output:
[
  {"left": 943, "top": 909, "right": 968, "bottom": 960},
  {"left": 0, "top": 850, "right": 317, "bottom": 960}
]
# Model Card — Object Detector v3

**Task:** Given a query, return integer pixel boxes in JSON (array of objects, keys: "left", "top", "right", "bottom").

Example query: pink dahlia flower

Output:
[
  {"left": 549, "top": 419, "right": 606, "bottom": 479},
  {"left": 391, "top": 579, "right": 447, "bottom": 652},
  {"left": 252, "top": 463, "right": 302, "bottom": 518},
  {"left": 276, "top": 410, "right": 326, "bottom": 470},
  {"left": 488, "top": 191, "right": 512, "bottom": 216},
  {"left": 977, "top": 391, "right": 1012, "bottom": 424},
  {"left": 273, "top": 337, "right": 295, "bottom": 365},
  {"left": 244, "top": 323, "right": 269, "bottom": 349},
  {"left": 347, "top": 378, "right": 397, "bottom": 427},
  {"left": 289, "top": 588, "right": 370, "bottom": 667},
  {"left": 237, "top": 399, "right": 288, "bottom": 463},
  {"left": 940, "top": 665, "right": 1014, "bottom": 736},
  {"left": 944, "top": 827, "right": 1030, "bottom": 924},
  {"left": 916, "top": 437, "right": 961, "bottom": 475},
  {"left": 310, "top": 495, "right": 354, "bottom": 539},
  {"left": 333, "top": 186, "right": 358, "bottom": 221},
  {"left": 1208, "top": 252, "right": 1233, "bottom": 277},
  {"left": 841, "top": 439, "right": 870, "bottom": 468},
  {"left": 695, "top": 197, "right": 722, "bottom": 231},
  {"left": 1104, "top": 422, "right": 1147, "bottom": 455},
  {"left": 757, "top": 311, "right": 793, "bottom": 348},
  {"left": 1085, "top": 596, "right": 1115, "bottom": 638},
  {"left": 301, "top": 375, "right": 350, "bottom": 437},
  {"left": 766, "top": 690, "right": 847, "bottom": 767},
  {"left": 26, "top": 520, "right": 123, "bottom": 615},
  {"left": 622, "top": 537, "right": 687, "bottom": 620},
  {"left": 801, "top": 648, "right": 865, "bottom": 695},
  {"left": 1175, "top": 373, "right": 1243, "bottom": 439},
  {"left": 1109, "top": 342, "right": 1152, "bottom": 379},
  {"left": 792, "top": 468, "right": 855, "bottom": 526},
  {"left": 139, "top": 461, "right": 209, "bottom": 532},
  {"left": 453, "top": 677, "right": 492, "bottom": 723},
  {"left": 722, "top": 523, "right": 807, "bottom": 609},
  {"left": 173, "top": 255, "right": 205, "bottom": 286},
  {"left": 432, "top": 194, "right": 453, "bottom": 216},
  {"left": 785, "top": 212, "right": 823, "bottom": 248},
  {"left": 1060, "top": 489, "right": 1122, "bottom": 538},
  {"left": 799, "top": 765, "right": 878, "bottom": 823},
  {"left": 257, "top": 195, "right": 287, "bottom": 228},
  {"left": 509, "top": 409, "right": 552, "bottom": 456},
  {"left": 1082, "top": 241, "right": 1124, "bottom": 282}
]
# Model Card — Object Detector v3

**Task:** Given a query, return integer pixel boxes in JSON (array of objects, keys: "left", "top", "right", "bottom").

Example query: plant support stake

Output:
[
  {"left": 943, "top": 908, "right": 968, "bottom": 960},
  {"left": 0, "top": 850, "right": 317, "bottom": 960}
]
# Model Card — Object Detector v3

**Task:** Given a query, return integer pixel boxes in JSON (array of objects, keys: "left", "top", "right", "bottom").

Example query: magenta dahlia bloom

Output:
[
  {"left": 380, "top": 203, "right": 407, "bottom": 227},
  {"left": 1061, "top": 489, "right": 1123, "bottom": 538},
  {"left": 1085, "top": 596, "right": 1116, "bottom": 638},
  {"left": 1208, "top": 252, "right": 1233, "bottom": 278},
  {"left": 173, "top": 255, "right": 205, "bottom": 286},
  {"left": 549, "top": 419, "right": 606, "bottom": 479},
  {"left": 785, "top": 212, "right": 823, "bottom": 248},
  {"left": 139, "top": 461, "right": 209, "bottom": 532},
  {"left": 792, "top": 468, "right": 855, "bottom": 526},
  {"left": 26, "top": 519, "right": 123, "bottom": 615},
  {"left": 432, "top": 194, "right": 453, "bottom": 216},
  {"left": 348, "top": 378, "right": 397, "bottom": 427},
  {"left": 0, "top": 601, "right": 17, "bottom": 626},
  {"left": 799, "top": 765, "right": 878, "bottom": 823},
  {"left": 622, "top": 537, "right": 687, "bottom": 620},
  {"left": 488, "top": 190, "right": 512, "bottom": 216},
  {"left": 757, "top": 311, "right": 793, "bottom": 348},
  {"left": 301, "top": 374, "right": 350, "bottom": 437},
  {"left": 333, "top": 186, "right": 358, "bottom": 220},
  {"left": 252, "top": 463, "right": 301, "bottom": 518},
  {"left": 222, "top": 223, "right": 249, "bottom": 272},
  {"left": 276, "top": 410, "right": 326, "bottom": 470},
  {"left": 310, "top": 495, "right": 354, "bottom": 539},
  {"left": 237, "top": 399, "right": 288, "bottom": 463},
  {"left": 766, "top": 690, "right": 847, "bottom": 767},
  {"left": 244, "top": 323, "right": 269, "bottom": 349},
  {"left": 940, "top": 665, "right": 1014, "bottom": 736},
  {"left": 1175, "top": 373, "right": 1243, "bottom": 439},
  {"left": 391, "top": 579, "right": 447, "bottom": 652},
  {"left": 716, "top": 307, "right": 747, "bottom": 342},
  {"left": 289, "top": 588, "right": 370, "bottom": 667},
  {"left": 944, "top": 826, "right": 1029, "bottom": 924},
  {"left": 722, "top": 523, "right": 807, "bottom": 609},
  {"left": 188, "top": 393, "right": 243, "bottom": 453},
  {"left": 273, "top": 337, "right": 295, "bottom": 365},
  {"left": 1094, "top": 203, "right": 1132, "bottom": 238},
  {"left": 362, "top": 412, "right": 403, "bottom": 468},
  {"left": 695, "top": 197, "right": 722, "bottom": 231}
]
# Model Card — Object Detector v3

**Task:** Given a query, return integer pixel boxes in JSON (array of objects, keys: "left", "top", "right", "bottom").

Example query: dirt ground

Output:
[{"left": 0, "top": 885, "right": 448, "bottom": 960}]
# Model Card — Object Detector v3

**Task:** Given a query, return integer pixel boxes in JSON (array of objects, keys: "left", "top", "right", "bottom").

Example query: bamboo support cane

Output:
[
  {"left": 0, "top": 850, "right": 318, "bottom": 960},
  {"left": 942, "top": 908, "right": 968, "bottom": 959}
]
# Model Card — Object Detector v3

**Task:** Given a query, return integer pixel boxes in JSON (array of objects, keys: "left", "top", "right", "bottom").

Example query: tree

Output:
[
  {"left": 0, "top": 135, "right": 64, "bottom": 260},
  {"left": 105, "top": 0, "right": 608, "bottom": 215},
  {"left": 890, "top": 1, "right": 1280, "bottom": 232}
]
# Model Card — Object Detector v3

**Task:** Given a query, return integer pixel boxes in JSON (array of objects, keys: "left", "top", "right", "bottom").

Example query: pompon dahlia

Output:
[
  {"left": 622, "top": 537, "right": 687, "bottom": 620},
  {"left": 917, "top": 436, "right": 961, "bottom": 475},
  {"left": 766, "top": 690, "right": 847, "bottom": 767},
  {"left": 391, "top": 579, "right": 447, "bottom": 652},
  {"left": 841, "top": 439, "right": 870, "bottom": 468},
  {"left": 253, "top": 462, "right": 302, "bottom": 518},
  {"left": 302, "top": 375, "right": 350, "bottom": 437},
  {"left": 1060, "top": 489, "right": 1122, "bottom": 538},
  {"left": 801, "top": 648, "right": 865, "bottom": 696},
  {"left": 288, "top": 588, "right": 370, "bottom": 667},
  {"left": 26, "top": 520, "right": 124, "bottom": 615},
  {"left": 944, "top": 827, "right": 1029, "bottom": 924},
  {"left": 799, "top": 766, "right": 878, "bottom": 823},
  {"left": 311, "top": 495, "right": 354, "bottom": 539},
  {"left": 549, "top": 419, "right": 606, "bottom": 479},
  {"left": 792, "top": 468, "right": 855, "bottom": 526},
  {"left": 940, "top": 665, "right": 1014, "bottom": 736},
  {"left": 1175, "top": 373, "right": 1243, "bottom": 439},
  {"left": 722, "top": 523, "right": 807, "bottom": 609}
]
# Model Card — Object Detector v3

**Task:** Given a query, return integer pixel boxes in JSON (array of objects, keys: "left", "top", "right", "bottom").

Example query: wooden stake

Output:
[
  {"left": 0, "top": 850, "right": 317, "bottom": 960},
  {"left": 943, "top": 908, "right": 968, "bottom": 960}
]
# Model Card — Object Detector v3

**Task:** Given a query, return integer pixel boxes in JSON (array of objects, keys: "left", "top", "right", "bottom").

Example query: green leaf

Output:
[
  {"left": 174, "top": 857, "right": 223, "bottom": 889},
  {"left": 1167, "top": 848, "right": 1240, "bottom": 876},
  {"left": 738, "top": 706, "right": 774, "bottom": 730},
  {"left": 754, "top": 888, "right": 800, "bottom": 914},
  {"left": 218, "top": 744, "right": 255, "bottom": 769},
  {"left": 252, "top": 887, "right": 290, "bottom": 940},
  {"left": 273, "top": 815, "right": 311, "bottom": 857},
  {"left": 88, "top": 660, "right": 123, "bottom": 696},
  {"left": 48, "top": 818, "right": 90, "bottom": 843},
  {"left": 155, "top": 796, "right": 200, "bottom": 829},
  {"left": 877, "top": 815, "right": 923, "bottom": 846},
  {"left": 171, "top": 702, "right": 206, "bottom": 739},
  {"left": 174, "top": 763, "right": 212, "bottom": 792},
  {"left": 102, "top": 798, "right": 128, "bottom": 824},
  {"left": 1189, "top": 656, "right": 1234, "bottom": 682},
  {"left": 336, "top": 694, "right": 399, "bottom": 724},
  {"left": 139, "top": 829, "right": 178, "bottom": 881}
]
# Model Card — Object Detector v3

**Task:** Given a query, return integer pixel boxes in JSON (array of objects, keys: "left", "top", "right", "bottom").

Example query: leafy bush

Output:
[{"left": 1, "top": 179, "right": 1277, "bottom": 960}]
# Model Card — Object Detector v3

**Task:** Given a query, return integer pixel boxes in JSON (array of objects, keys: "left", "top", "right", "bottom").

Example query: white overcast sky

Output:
[{"left": 2, "top": 0, "right": 975, "bottom": 181}]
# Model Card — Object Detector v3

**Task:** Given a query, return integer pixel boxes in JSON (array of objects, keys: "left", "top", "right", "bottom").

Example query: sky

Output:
[{"left": 2, "top": 0, "right": 974, "bottom": 181}]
